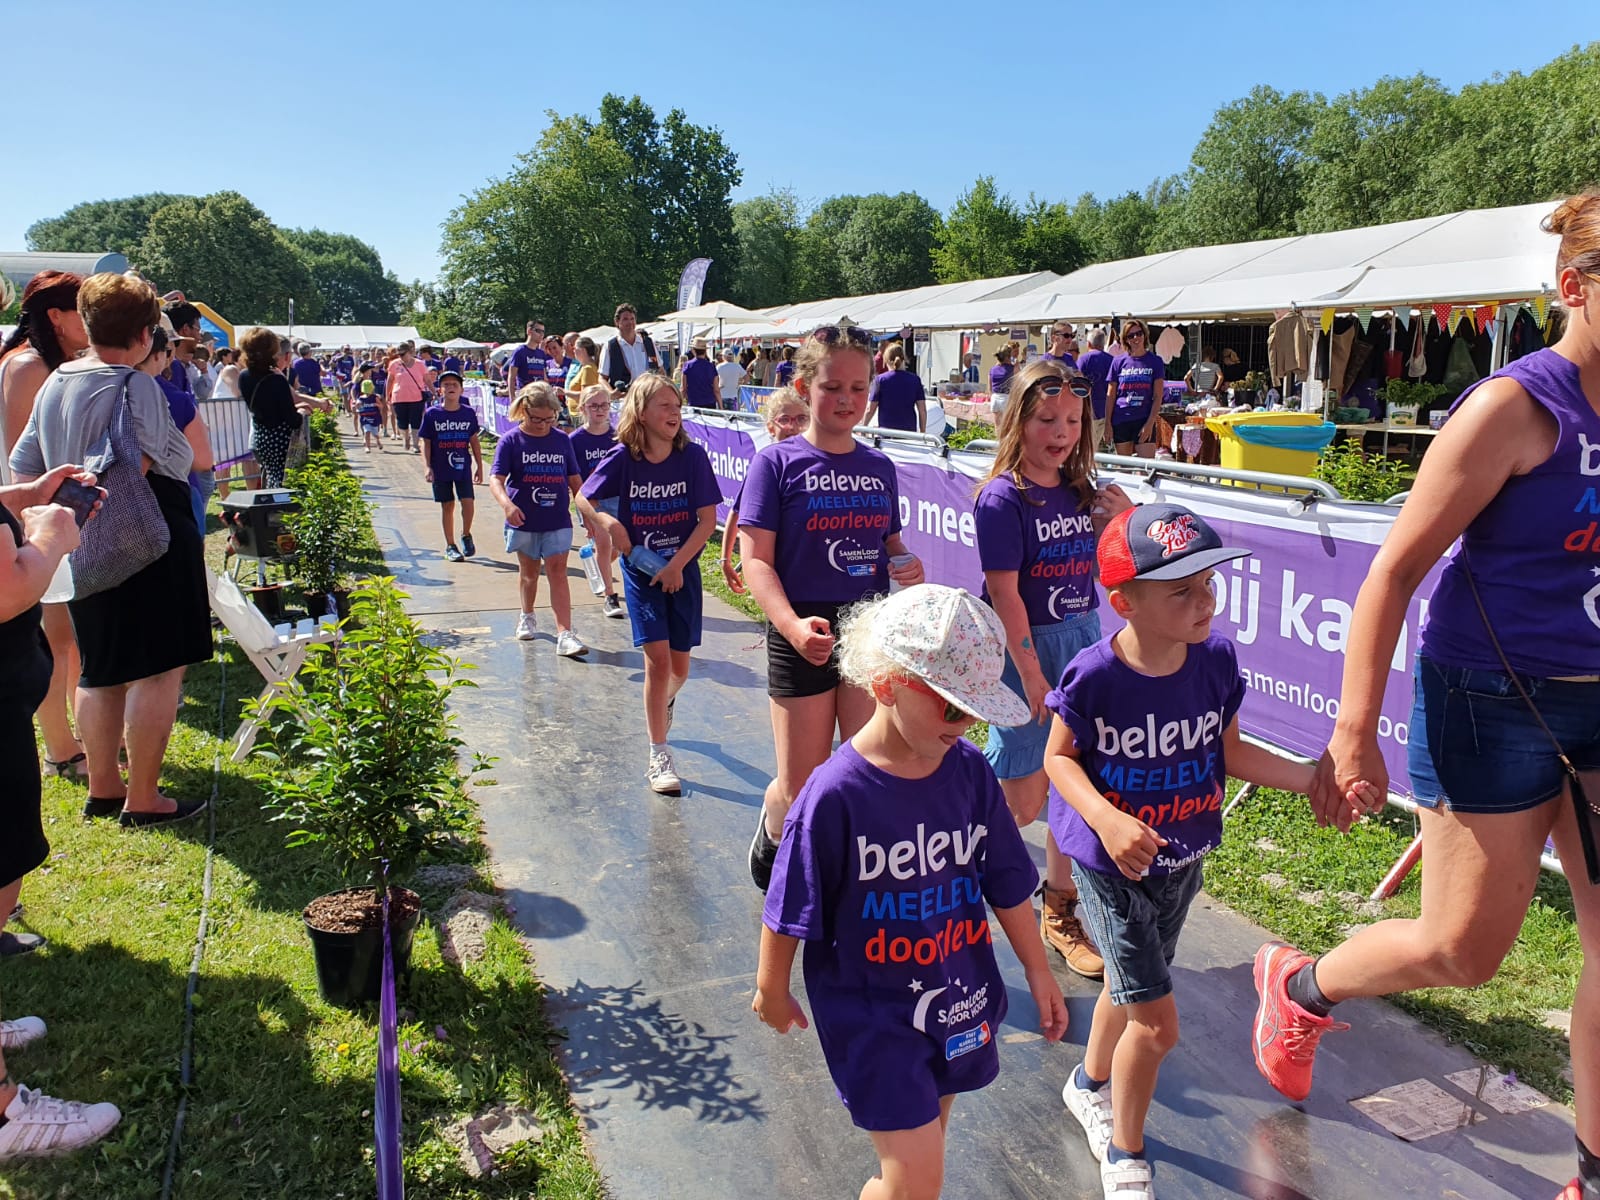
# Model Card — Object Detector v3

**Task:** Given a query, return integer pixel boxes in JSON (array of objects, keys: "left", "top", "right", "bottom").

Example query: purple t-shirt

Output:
[
  {"left": 763, "top": 738, "right": 1037, "bottom": 1130},
  {"left": 1046, "top": 634, "right": 1245, "bottom": 878},
  {"left": 442, "top": 355, "right": 462, "bottom": 375},
  {"left": 509, "top": 345, "right": 550, "bottom": 392},
  {"left": 489, "top": 428, "right": 579, "bottom": 531},
  {"left": 870, "top": 370, "right": 924, "bottom": 432},
  {"left": 681, "top": 356, "right": 719, "bottom": 408},
  {"left": 417, "top": 404, "right": 480, "bottom": 482},
  {"left": 579, "top": 442, "right": 720, "bottom": 559},
  {"left": 975, "top": 476, "right": 1097, "bottom": 626},
  {"left": 291, "top": 356, "right": 323, "bottom": 396},
  {"left": 737, "top": 438, "right": 902, "bottom": 603},
  {"left": 773, "top": 360, "right": 795, "bottom": 387},
  {"left": 1076, "top": 349, "right": 1114, "bottom": 420},
  {"left": 989, "top": 363, "right": 1014, "bottom": 394},
  {"left": 568, "top": 427, "right": 617, "bottom": 481},
  {"left": 334, "top": 354, "right": 355, "bottom": 381},
  {"left": 544, "top": 355, "right": 570, "bottom": 387},
  {"left": 1107, "top": 352, "right": 1165, "bottom": 426}
]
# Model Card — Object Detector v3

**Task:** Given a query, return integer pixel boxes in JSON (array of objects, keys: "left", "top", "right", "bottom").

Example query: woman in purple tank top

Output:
[{"left": 1250, "top": 194, "right": 1600, "bottom": 1200}]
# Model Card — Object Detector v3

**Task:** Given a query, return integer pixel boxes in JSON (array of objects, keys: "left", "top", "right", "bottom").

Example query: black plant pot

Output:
[{"left": 304, "top": 886, "right": 421, "bottom": 1007}]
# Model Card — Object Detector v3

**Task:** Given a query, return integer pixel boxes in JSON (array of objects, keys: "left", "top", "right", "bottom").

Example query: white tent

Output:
[
  {"left": 438, "top": 336, "right": 489, "bottom": 349},
  {"left": 242, "top": 323, "right": 423, "bottom": 349}
]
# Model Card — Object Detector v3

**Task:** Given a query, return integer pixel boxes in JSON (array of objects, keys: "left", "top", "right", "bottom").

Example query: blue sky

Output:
[{"left": 3, "top": 2, "right": 1595, "bottom": 288}]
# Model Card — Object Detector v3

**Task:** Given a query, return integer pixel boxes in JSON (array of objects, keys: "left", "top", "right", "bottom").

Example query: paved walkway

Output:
[{"left": 348, "top": 431, "right": 1576, "bottom": 1199}]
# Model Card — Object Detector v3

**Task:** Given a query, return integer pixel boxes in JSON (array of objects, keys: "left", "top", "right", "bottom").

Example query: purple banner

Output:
[{"left": 682, "top": 416, "right": 1437, "bottom": 795}]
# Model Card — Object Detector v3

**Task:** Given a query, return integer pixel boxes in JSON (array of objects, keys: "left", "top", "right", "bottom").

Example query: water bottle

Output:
[
  {"left": 579, "top": 539, "right": 606, "bottom": 596},
  {"left": 627, "top": 544, "right": 672, "bottom": 579}
]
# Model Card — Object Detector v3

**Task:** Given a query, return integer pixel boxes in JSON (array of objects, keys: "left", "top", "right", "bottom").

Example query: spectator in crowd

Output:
[
  {"left": 0, "top": 461, "right": 124, "bottom": 1158},
  {"left": 190, "top": 343, "right": 213, "bottom": 401},
  {"left": 963, "top": 351, "right": 981, "bottom": 384},
  {"left": 772, "top": 344, "right": 796, "bottom": 387},
  {"left": 681, "top": 338, "right": 720, "bottom": 410},
  {"left": 163, "top": 303, "right": 204, "bottom": 395},
  {"left": 564, "top": 337, "right": 602, "bottom": 417},
  {"left": 716, "top": 346, "right": 746, "bottom": 409},
  {"left": 442, "top": 347, "right": 463, "bottom": 377},
  {"left": 9, "top": 272, "right": 210, "bottom": 828},
  {"left": 599, "top": 303, "right": 660, "bottom": 396},
  {"left": 748, "top": 345, "right": 770, "bottom": 387},
  {"left": 290, "top": 341, "right": 323, "bottom": 399},
  {"left": 333, "top": 344, "right": 356, "bottom": 390},
  {"left": 1075, "top": 326, "right": 1115, "bottom": 450},
  {"left": 990, "top": 343, "right": 1018, "bottom": 396},
  {"left": 0, "top": 271, "right": 89, "bottom": 783},
  {"left": 139, "top": 328, "right": 215, "bottom": 533},
  {"left": 508, "top": 319, "right": 549, "bottom": 398},
  {"left": 1185, "top": 346, "right": 1225, "bottom": 401},
  {"left": 1220, "top": 346, "right": 1248, "bottom": 384},
  {"left": 238, "top": 327, "right": 302, "bottom": 487},
  {"left": 1046, "top": 322, "right": 1077, "bottom": 370},
  {"left": 386, "top": 340, "right": 435, "bottom": 454},
  {"left": 863, "top": 342, "right": 926, "bottom": 432}
]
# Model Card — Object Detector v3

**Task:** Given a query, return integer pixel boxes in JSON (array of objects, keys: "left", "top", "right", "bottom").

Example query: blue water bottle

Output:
[
  {"left": 628, "top": 544, "right": 672, "bottom": 578},
  {"left": 578, "top": 540, "right": 605, "bottom": 596}
]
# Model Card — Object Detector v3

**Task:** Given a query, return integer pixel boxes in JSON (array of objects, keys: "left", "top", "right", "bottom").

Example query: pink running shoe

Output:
[{"left": 1251, "top": 942, "right": 1348, "bottom": 1102}]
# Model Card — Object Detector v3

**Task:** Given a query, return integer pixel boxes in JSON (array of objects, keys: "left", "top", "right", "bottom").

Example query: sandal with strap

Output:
[{"left": 42, "top": 753, "right": 88, "bottom": 781}]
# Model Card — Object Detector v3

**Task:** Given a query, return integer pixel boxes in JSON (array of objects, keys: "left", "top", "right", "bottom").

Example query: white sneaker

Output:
[
  {"left": 1063, "top": 1071, "right": 1114, "bottom": 1162},
  {"left": 647, "top": 749, "right": 681, "bottom": 795},
  {"left": 514, "top": 613, "right": 537, "bottom": 641},
  {"left": 0, "top": 1017, "right": 46, "bottom": 1052},
  {"left": 1100, "top": 1153, "right": 1155, "bottom": 1199},
  {"left": 555, "top": 629, "right": 587, "bottom": 658},
  {"left": 0, "top": 1085, "right": 121, "bottom": 1160}
]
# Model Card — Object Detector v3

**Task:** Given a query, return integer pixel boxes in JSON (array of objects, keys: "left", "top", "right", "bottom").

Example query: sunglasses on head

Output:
[
  {"left": 897, "top": 676, "right": 974, "bottom": 725},
  {"left": 810, "top": 325, "right": 873, "bottom": 347}
]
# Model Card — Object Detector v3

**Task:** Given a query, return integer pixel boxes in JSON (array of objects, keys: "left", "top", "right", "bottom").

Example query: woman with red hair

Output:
[{"left": 1, "top": 272, "right": 89, "bottom": 785}]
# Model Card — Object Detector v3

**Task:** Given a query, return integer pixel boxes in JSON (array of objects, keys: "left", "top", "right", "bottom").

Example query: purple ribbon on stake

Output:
[{"left": 376, "top": 867, "right": 404, "bottom": 1199}]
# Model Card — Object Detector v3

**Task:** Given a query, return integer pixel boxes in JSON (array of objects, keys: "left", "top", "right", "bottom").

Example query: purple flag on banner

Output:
[{"left": 375, "top": 880, "right": 403, "bottom": 1200}]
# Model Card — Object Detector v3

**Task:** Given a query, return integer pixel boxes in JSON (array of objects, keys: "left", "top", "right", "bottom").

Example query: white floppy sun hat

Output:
[{"left": 873, "top": 584, "right": 1032, "bottom": 728}]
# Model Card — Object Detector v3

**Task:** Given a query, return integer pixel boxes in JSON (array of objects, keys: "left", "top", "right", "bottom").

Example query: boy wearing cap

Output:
[
  {"left": 356, "top": 378, "right": 383, "bottom": 452},
  {"left": 1043, "top": 504, "right": 1349, "bottom": 1200},
  {"left": 417, "top": 372, "right": 484, "bottom": 562}
]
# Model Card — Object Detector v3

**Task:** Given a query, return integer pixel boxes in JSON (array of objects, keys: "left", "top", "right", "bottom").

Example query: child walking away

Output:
[
  {"left": 720, "top": 387, "right": 808, "bottom": 595},
  {"left": 356, "top": 379, "right": 383, "bottom": 451},
  {"left": 739, "top": 322, "right": 924, "bottom": 892},
  {"left": 577, "top": 373, "right": 720, "bottom": 795},
  {"left": 1045, "top": 505, "right": 1368, "bottom": 1200},
  {"left": 418, "top": 371, "right": 483, "bottom": 562},
  {"left": 975, "top": 358, "right": 1132, "bottom": 980},
  {"left": 755, "top": 585, "right": 1069, "bottom": 1199},
  {"left": 569, "top": 385, "right": 624, "bottom": 619},
  {"left": 489, "top": 383, "right": 588, "bottom": 657}
]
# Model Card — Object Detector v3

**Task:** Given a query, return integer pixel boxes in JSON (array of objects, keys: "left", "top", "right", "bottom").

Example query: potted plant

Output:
[
  {"left": 284, "top": 454, "right": 371, "bottom": 620},
  {"left": 248, "top": 577, "right": 489, "bottom": 1005}
]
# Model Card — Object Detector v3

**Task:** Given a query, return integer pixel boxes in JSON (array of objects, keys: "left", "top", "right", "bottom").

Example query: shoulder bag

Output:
[{"left": 72, "top": 371, "right": 172, "bottom": 598}]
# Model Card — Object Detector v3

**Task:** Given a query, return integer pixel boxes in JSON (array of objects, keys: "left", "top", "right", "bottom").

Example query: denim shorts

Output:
[
  {"left": 622, "top": 558, "right": 702, "bottom": 651},
  {"left": 985, "top": 611, "right": 1101, "bottom": 780},
  {"left": 1408, "top": 655, "right": 1600, "bottom": 814},
  {"left": 504, "top": 524, "right": 573, "bottom": 560},
  {"left": 1073, "top": 860, "right": 1205, "bottom": 1006}
]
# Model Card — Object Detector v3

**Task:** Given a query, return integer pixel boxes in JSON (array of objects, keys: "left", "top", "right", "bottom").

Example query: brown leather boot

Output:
[{"left": 1041, "top": 885, "right": 1104, "bottom": 979}]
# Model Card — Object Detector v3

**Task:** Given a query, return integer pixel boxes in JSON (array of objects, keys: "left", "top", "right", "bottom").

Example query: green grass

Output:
[
  {"left": 695, "top": 545, "right": 1580, "bottom": 1101},
  {"left": 0, "top": 432, "right": 603, "bottom": 1199}
]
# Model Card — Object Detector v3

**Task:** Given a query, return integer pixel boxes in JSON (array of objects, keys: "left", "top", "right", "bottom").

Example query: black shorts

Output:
[
  {"left": 1111, "top": 417, "right": 1148, "bottom": 445},
  {"left": 431, "top": 478, "right": 474, "bottom": 503},
  {"left": 394, "top": 401, "right": 425, "bottom": 431},
  {"left": 766, "top": 600, "right": 844, "bottom": 699}
]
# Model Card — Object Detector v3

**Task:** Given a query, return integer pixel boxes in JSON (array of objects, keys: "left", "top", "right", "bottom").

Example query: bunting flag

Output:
[
  {"left": 1432, "top": 302, "right": 1452, "bottom": 331},
  {"left": 1356, "top": 308, "right": 1373, "bottom": 332},
  {"left": 1320, "top": 307, "right": 1335, "bottom": 335},
  {"left": 1395, "top": 307, "right": 1411, "bottom": 330},
  {"left": 1474, "top": 305, "right": 1494, "bottom": 334},
  {"left": 1533, "top": 295, "right": 1550, "bottom": 328},
  {"left": 1454, "top": 307, "right": 1472, "bottom": 334}
]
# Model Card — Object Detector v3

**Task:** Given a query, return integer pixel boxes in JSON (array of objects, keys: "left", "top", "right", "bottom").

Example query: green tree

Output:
[
  {"left": 26, "top": 193, "right": 194, "bottom": 255},
  {"left": 282, "top": 228, "right": 404, "bottom": 323},
  {"left": 793, "top": 195, "right": 863, "bottom": 301},
  {"left": 1071, "top": 190, "right": 1164, "bottom": 263},
  {"left": 1159, "top": 85, "right": 1325, "bottom": 247},
  {"left": 437, "top": 114, "right": 642, "bottom": 336},
  {"left": 597, "top": 94, "right": 742, "bottom": 315},
  {"left": 730, "top": 190, "right": 800, "bottom": 308},
  {"left": 835, "top": 192, "right": 940, "bottom": 294},
  {"left": 1017, "top": 196, "right": 1089, "bottom": 274},
  {"left": 933, "top": 177, "right": 1023, "bottom": 282},
  {"left": 1299, "top": 75, "right": 1460, "bottom": 232},
  {"left": 136, "top": 192, "right": 318, "bottom": 323}
]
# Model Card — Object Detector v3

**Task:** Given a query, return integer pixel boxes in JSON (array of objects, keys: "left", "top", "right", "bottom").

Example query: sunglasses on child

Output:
[
  {"left": 810, "top": 325, "right": 874, "bottom": 347},
  {"left": 897, "top": 676, "right": 974, "bottom": 725},
  {"left": 1032, "top": 377, "right": 1094, "bottom": 401}
]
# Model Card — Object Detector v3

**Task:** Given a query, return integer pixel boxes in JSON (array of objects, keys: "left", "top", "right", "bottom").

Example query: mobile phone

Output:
[{"left": 50, "top": 477, "right": 101, "bottom": 527}]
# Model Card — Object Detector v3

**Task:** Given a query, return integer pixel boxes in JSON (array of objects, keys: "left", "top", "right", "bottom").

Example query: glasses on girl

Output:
[
  {"left": 810, "top": 325, "right": 873, "bottom": 347},
  {"left": 897, "top": 676, "right": 973, "bottom": 726}
]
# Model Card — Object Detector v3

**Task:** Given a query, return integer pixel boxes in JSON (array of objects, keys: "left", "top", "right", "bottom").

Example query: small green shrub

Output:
[
  {"left": 284, "top": 454, "right": 373, "bottom": 597},
  {"left": 946, "top": 421, "right": 995, "bottom": 451},
  {"left": 1315, "top": 438, "right": 1415, "bottom": 502}
]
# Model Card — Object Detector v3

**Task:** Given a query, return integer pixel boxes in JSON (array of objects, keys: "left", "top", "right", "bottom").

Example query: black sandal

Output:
[{"left": 43, "top": 752, "right": 88, "bottom": 780}]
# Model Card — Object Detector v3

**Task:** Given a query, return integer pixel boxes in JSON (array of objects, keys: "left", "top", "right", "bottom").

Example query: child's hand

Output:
[
  {"left": 503, "top": 504, "right": 525, "bottom": 528},
  {"left": 887, "top": 553, "right": 923, "bottom": 587},
  {"left": 1093, "top": 809, "right": 1168, "bottom": 880},
  {"left": 786, "top": 616, "right": 835, "bottom": 666},
  {"left": 752, "top": 988, "right": 808, "bottom": 1034},
  {"left": 652, "top": 560, "right": 685, "bottom": 593},
  {"left": 474, "top": 467, "right": 484, "bottom": 484},
  {"left": 425, "top": 469, "right": 434, "bottom": 483},
  {"left": 721, "top": 556, "right": 746, "bottom": 594},
  {"left": 1345, "top": 779, "right": 1384, "bottom": 823},
  {"left": 1026, "top": 965, "right": 1069, "bottom": 1042}
]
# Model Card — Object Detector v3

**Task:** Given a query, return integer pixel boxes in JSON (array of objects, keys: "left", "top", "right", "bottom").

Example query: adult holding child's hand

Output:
[{"left": 1250, "top": 196, "right": 1600, "bottom": 1200}]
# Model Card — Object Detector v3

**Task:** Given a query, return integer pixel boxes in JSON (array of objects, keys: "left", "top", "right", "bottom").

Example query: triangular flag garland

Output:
[
  {"left": 1433, "top": 302, "right": 1452, "bottom": 332},
  {"left": 1474, "top": 305, "right": 1494, "bottom": 334},
  {"left": 1533, "top": 296, "right": 1550, "bottom": 328},
  {"left": 1395, "top": 307, "right": 1411, "bottom": 330},
  {"left": 1455, "top": 307, "right": 1472, "bottom": 334},
  {"left": 1320, "top": 307, "right": 1335, "bottom": 335},
  {"left": 1356, "top": 308, "right": 1373, "bottom": 332}
]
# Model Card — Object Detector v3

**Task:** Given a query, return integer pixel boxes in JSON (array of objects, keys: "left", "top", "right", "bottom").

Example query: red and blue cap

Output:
[{"left": 1097, "top": 503, "right": 1250, "bottom": 588}]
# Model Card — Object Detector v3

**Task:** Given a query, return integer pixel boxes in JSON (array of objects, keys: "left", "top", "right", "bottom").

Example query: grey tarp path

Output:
[{"left": 346, "top": 432, "right": 1577, "bottom": 1199}]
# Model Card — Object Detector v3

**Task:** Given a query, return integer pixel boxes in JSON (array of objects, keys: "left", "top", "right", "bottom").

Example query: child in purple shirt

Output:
[
  {"left": 757, "top": 584, "right": 1067, "bottom": 1198},
  {"left": 1044, "top": 504, "right": 1365, "bottom": 1200}
]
